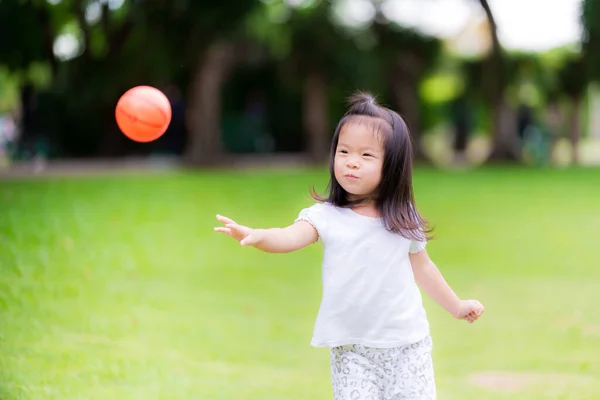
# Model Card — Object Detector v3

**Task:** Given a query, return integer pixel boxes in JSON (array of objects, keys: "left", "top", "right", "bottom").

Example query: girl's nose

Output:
[{"left": 346, "top": 158, "right": 359, "bottom": 169}]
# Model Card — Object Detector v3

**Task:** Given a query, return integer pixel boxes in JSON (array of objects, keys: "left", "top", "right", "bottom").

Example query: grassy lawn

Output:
[{"left": 1, "top": 166, "right": 599, "bottom": 399}]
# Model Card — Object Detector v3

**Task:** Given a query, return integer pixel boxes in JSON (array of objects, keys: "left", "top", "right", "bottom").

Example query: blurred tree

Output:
[
  {"left": 132, "top": 0, "right": 260, "bottom": 165},
  {"left": 0, "top": 0, "right": 58, "bottom": 74},
  {"left": 287, "top": 3, "right": 342, "bottom": 162},
  {"left": 564, "top": 0, "right": 600, "bottom": 164},
  {"left": 371, "top": 17, "right": 441, "bottom": 160},
  {"left": 0, "top": 0, "right": 139, "bottom": 155},
  {"left": 246, "top": 0, "right": 363, "bottom": 163},
  {"left": 248, "top": 0, "right": 444, "bottom": 162},
  {"left": 0, "top": 0, "right": 260, "bottom": 160},
  {"left": 476, "top": 0, "right": 520, "bottom": 162},
  {"left": 582, "top": 0, "right": 600, "bottom": 80},
  {"left": 550, "top": 55, "right": 587, "bottom": 165}
]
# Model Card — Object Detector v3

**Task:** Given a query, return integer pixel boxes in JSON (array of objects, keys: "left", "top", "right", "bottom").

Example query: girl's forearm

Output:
[
  {"left": 252, "top": 228, "right": 302, "bottom": 253},
  {"left": 413, "top": 260, "right": 461, "bottom": 317}
]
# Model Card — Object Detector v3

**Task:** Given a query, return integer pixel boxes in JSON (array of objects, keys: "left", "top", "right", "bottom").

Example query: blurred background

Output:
[
  {"left": 2, "top": 1, "right": 600, "bottom": 399},
  {"left": 0, "top": 0, "right": 599, "bottom": 170}
]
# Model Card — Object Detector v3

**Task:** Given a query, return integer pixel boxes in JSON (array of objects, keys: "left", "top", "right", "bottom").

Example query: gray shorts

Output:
[{"left": 329, "top": 336, "right": 436, "bottom": 400}]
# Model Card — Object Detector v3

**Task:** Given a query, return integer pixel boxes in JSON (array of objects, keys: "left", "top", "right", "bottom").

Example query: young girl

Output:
[{"left": 214, "top": 92, "right": 484, "bottom": 400}]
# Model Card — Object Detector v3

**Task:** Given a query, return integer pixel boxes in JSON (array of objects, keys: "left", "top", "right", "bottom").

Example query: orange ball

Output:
[{"left": 115, "top": 86, "right": 172, "bottom": 142}]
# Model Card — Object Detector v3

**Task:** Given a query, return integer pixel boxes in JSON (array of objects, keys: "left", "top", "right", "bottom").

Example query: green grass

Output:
[{"left": 1, "top": 166, "right": 599, "bottom": 399}]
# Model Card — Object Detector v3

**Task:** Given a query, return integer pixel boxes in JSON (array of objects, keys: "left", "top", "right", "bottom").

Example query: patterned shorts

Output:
[{"left": 329, "top": 336, "right": 435, "bottom": 400}]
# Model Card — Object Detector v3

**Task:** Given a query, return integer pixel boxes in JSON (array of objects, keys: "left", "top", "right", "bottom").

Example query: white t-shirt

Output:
[{"left": 296, "top": 202, "right": 430, "bottom": 348}]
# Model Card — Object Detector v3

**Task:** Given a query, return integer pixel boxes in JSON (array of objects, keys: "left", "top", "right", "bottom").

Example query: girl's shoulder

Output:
[
  {"left": 299, "top": 201, "right": 337, "bottom": 217},
  {"left": 296, "top": 202, "right": 339, "bottom": 241}
]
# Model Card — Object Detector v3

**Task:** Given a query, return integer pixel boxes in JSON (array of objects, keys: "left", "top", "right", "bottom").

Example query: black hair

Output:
[{"left": 311, "top": 91, "right": 432, "bottom": 242}]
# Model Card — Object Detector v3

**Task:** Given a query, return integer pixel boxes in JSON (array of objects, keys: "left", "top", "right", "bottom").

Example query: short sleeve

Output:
[
  {"left": 295, "top": 203, "right": 329, "bottom": 242},
  {"left": 409, "top": 239, "right": 427, "bottom": 254},
  {"left": 408, "top": 203, "right": 426, "bottom": 253}
]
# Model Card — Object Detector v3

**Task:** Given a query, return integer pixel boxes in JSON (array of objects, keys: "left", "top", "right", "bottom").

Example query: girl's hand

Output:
[
  {"left": 214, "top": 214, "right": 263, "bottom": 246},
  {"left": 454, "top": 299, "right": 485, "bottom": 323}
]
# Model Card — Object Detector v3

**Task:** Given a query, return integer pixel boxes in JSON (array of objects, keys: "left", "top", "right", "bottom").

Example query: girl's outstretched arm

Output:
[
  {"left": 409, "top": 249, "right": 485, "bottom": 323},
  {"left": 214, "top": 214, "right": 318, "bottom": 253}
]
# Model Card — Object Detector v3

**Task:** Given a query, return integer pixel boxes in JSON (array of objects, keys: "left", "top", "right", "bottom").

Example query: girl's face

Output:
[{"left": 334, "top": 123, "right": 384, "bottom": 201}]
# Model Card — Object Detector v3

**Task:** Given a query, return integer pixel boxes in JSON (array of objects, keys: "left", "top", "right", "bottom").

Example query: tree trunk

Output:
[
  {"left": 184, "top": 41, "right": 236, "bottom": 166},
  {"left": 488, "top": 100, "right": 520, "bottom": 161},
  {"left": 389, "top": 54, "right": 426, "bottom": 161},
  {"left": 570, "top": 96, "right": 582, "bottom": 165},
  {"left": 479, "top": 0, "right": 520, "bottom": 162},
  {"left": 303, "top": 70, "right": 329, "bottom": 163}
]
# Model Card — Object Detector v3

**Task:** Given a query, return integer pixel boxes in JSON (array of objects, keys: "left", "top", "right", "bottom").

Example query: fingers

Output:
[
  {"left": 214, "top": 214, "right": 239, "bottom": 236},
  {"left": 214, "top": 221, "right": 249, "bottom": 245},
  {"left": 225, "top": 223, "right": 244, "bottom": 236},
  {"left": 462, "top": 313, "right": 475, "bottom": 323},
  {"left": 216, "top": 214, "right": 236, "bottom": 225},
  {"left": 463, "top": 307, "right": 484, "bottom": 323},
  {"left": 214, "top": 227, "right": 232, "bottom": 235},
  {"left": 215, "top": 224, "right": 240, "bottom": 236},
  {"left": 466, "top": 312, "right": 477, "bottom": 323},
  {"left": 476, "top": 301, "right": 485, "bottom": 316},
  {"left": 460, "top": 312, "right": 472, "bottom": 323},
  {"left": 240, "top": 233, "right": 257, "bottom": 247},
  {"left": 457, "top": 299, "right": 485, "bottom": 324},
  {"left": 465, "top": 300, "right": 485, "bottom": 318},
  {"left": 472, "top": 300, "right": 485, "bottom": 317}
]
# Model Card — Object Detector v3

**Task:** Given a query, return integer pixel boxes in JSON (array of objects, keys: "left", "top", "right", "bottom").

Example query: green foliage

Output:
[
  {"left": 244, "top": 3, "right": 292, "bottom": 59},
  {"left": 0, "top": 0, "right": 51, "bottom": 71},
  {"left": 556, "top": 54, "right": 588, "bottom": 99},
  {"left": 286, "top": 2, "right": 361, "bottom": 75},
  {"left": 420, "top": 72, "right": 463, "bottom": 104},
  {"left": 373, "top": 22, "right": 441, "bottom": 70},
  {"left": 0, "top": 67, "right": 19, "bottom": 112},
  {"left": 3, "top": 0, "right": 593, "bottom": 158},
  {"left": 582, "top": 0, "right": 600, "bottom": 81},
  {"left": 0, "top": 0, "right": 263, "bottom": 155}
]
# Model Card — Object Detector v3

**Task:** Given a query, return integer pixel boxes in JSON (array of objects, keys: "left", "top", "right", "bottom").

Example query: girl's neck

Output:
[
  {"left": 351, "top": 205, "right": 380, "bottom": 218},
  {"left": 347, "top": 195, "right": 380, "bottom": 218}
]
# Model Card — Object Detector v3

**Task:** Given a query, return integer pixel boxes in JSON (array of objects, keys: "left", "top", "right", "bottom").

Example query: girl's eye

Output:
[
  {"left": 338, "top": 149, "right": 348, "bottom": 154},
  {"left": 363, "top": 153, "right": 373, "bottom": 157}
]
